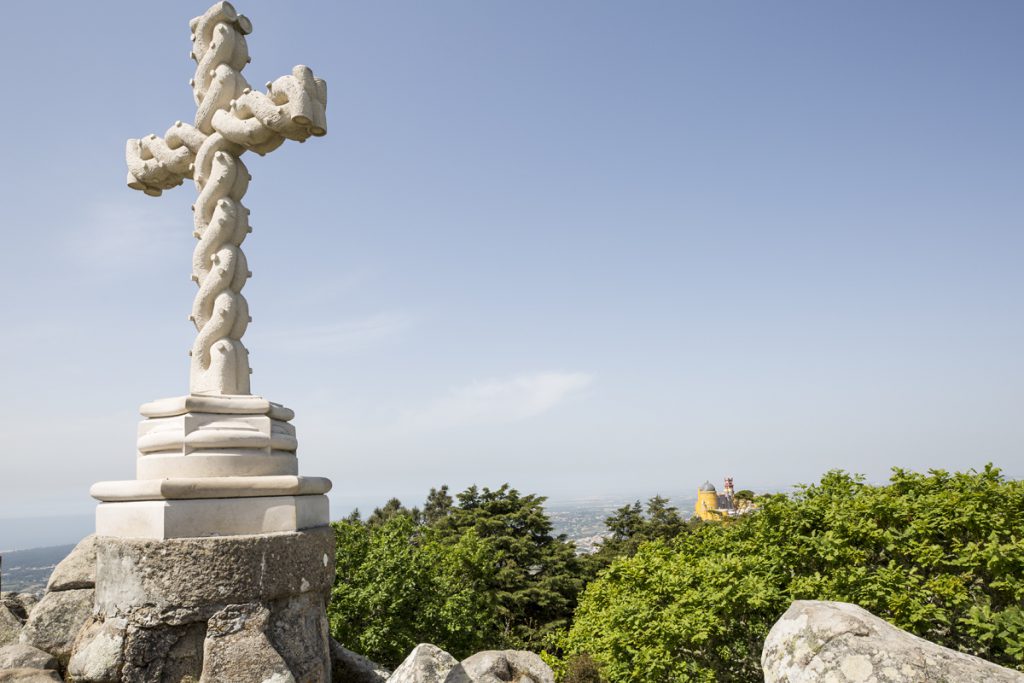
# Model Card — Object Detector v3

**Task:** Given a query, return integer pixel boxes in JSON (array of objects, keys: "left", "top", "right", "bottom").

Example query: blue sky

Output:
[{"left": 0, "top": 1, "right": 1021, "bottom": 522}]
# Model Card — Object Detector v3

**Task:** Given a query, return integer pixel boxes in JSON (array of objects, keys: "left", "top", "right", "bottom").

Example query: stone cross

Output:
[{"left": 126, "top": 1, "right": 327, "bottom": 396}]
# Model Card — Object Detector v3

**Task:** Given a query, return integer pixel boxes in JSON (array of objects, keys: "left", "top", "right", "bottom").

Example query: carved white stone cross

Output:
[{"left": 126, "top": 1, "right": 327, "bottom": 395}]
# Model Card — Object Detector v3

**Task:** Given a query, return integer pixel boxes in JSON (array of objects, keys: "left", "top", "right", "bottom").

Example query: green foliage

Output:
[
  {"left": 436, "top": 484, "right": 587, "bottom": 649},
  {"left": 329, "top": 484, "right": 584, "bottom": 665},
  {"left": 733, "top": 489, "right": 755, "bottom": 503},
  {"left": 564, "top": 466, "right": 1024, "bottom": 681},
  {"left": 329, "top": 514, "right": 498, "bottom": 667},
  {"left": 595, "top": 495, "right": 688, "bottom": 562}
]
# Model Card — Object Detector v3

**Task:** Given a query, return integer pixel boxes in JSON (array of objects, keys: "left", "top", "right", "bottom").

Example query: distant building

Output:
[{"left": 695, "top": 476, "right": 753, "bottom": 521}]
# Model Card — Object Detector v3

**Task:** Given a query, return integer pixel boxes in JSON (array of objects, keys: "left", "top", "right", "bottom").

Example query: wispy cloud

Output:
[
  {"left": 259, "top": 311, "right": 416, "bottom": 353},
  {"left": 401, "top": 372, "right": 594, "bottom": 430},
  {"left": 64, "top": 200, "right": 183, "bottom": 272}
]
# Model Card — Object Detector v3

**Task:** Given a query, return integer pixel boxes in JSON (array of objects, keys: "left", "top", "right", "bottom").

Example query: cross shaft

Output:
[{"left": 125, "top": 1, "right": 327, "bottom": 395}]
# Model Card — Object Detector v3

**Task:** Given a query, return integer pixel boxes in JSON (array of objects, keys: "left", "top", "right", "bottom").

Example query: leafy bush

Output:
[{"left": 563, "top": 466, "right": 1024, "bottom": 681}]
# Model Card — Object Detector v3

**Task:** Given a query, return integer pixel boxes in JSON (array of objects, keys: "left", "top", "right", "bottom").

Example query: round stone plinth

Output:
[
  {"left": 96, "top": 527, "right": 334, "bottom": 614},
  {"left": 68, "top": 528, "right": 335, "bottom": 682}
]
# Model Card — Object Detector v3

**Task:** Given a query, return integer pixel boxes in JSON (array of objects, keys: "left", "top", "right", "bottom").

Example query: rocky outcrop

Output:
[
  {"left": 330, "top": 639, "right": 391, "bottom": 683},
  {"left": 0, "top": 608, "right": 22, "bottom": 650},
  {"left": 199, "top": 603, "right": 295, "bottom": 683},
  {"left": 448, "top": 650, "right": 554, "bottom": 683},
  {"left": 71, "top": 528, "right": 334, "bottom": 683},
  {"left": 0, "top": 670, "right": 62, "bottom": 682},
  {"left": 19, "top": 589, "right": 94, "bottom": 664},
  {"left": 0, "top": 594, "right": 37, "bottom": 649},
  {"left": 0, "top": 644, "right": 57, "bottom": 671},
  {"left": 15, "top": 534, "right": 98, "bottom": 668},
  {"left": 762, "top": 600, "right": 1024, "bottom": 683},
  {"left": 67, "top": 618, "right": 126, "bottom": 682},
  {"left": 383, "top": 646, "right": 554, "bottom": 683},
  {"left": 45, "top": 536, "right": 98, "bottom": 592},
  {"left": 387, "top": 644, "right": 456, "bottom": 683}
]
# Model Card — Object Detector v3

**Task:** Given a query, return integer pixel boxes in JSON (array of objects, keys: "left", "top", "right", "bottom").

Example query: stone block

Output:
[
  {"left": 199, "top": 603, "right": 294, "bottom": 683},
  {"left": 95, "top": 527, "right": 334, "bottom": 614},
  {"left": 137, "top": 451, "right": 298, "bottom": 479},
  {"left": 761, "top": 600, "right": 1024, "bottom": 683},
  {"left": 95, "top": 494, "right": 329, "bottom": 539},
  {"left": 137, "top": 412, "right": 296, "bottom": 457},
  {"left": 268, "top": 593, "right": 330, "bottom": 682}
]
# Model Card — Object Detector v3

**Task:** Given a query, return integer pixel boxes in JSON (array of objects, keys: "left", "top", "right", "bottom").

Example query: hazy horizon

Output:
[{"left": 1, "top": 2, "right": 1021, "bottom": 522}]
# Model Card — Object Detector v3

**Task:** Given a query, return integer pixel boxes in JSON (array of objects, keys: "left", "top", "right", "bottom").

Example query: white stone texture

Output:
[
  {"left": 124, "top": 0, "right": 326, "bottom": 396},
  {"left": 386, "top": 644, "right": 456, "bottom": 683},
  {"left": 95, "top": 494, "right": 329, "bottom": 539},
  {"left": 448, "top": 650, "right": 555, "bottom": 683},
  {"left": 762, "top": 600, "right": 1024, "bottom": 683},
  {"left": 98, "top": 2, "right": 332, "bottom": 538},
  {"left": 67, "top": 618, "right": 126, "bottom": 682}
]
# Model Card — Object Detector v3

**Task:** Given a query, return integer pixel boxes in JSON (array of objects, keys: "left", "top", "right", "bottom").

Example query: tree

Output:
[
  {"left": 328, "top": 515, "right": 498, "bottom": 667},
  {"left": 329, "top": 483, "right": 586, "bottom": 663},
  {"left": 439, "top": 484, "right": 586, "bottom": 649},
  {"left": 564, "top": 466, "right": 1024, "bottom": 681},
  {"left": 733, "top": 489, "right": 755, "bottom": 503},
  {"left": 595, "top": 496, "right": 687, "bottom": 562},
  {"left": 365, "top": 497, "right": 420, "bottom": 529},
  {"left": 423, "top": 485, "right": 454, "bottom": 525}
]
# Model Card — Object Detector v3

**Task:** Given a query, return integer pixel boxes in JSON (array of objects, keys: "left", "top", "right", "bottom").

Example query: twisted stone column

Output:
[{"left": 125, "top": 1, "right": 326, "bottom": 395}]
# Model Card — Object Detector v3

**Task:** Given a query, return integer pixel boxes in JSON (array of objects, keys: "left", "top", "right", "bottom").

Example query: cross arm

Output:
[{"left": 125, "top": 67, "right": 327, "bottom": 197}]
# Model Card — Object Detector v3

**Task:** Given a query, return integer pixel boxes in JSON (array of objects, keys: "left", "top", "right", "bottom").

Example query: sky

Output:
[{"left": 0, "top": 1, "right": 1021, "bottom": 527}]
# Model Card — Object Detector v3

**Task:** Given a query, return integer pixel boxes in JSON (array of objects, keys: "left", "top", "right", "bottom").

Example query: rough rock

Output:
[
  {"left": 762, "top": 600, "right": 1024, "bottom": 683},
  {"left": 0, "top": 643, "right": 58, "bottom": 670},
  {"left": 448, "top": 650, "right": 554, "bottom": 683},
  {"left": 68, "top": 617, "right": 127, "bottom": 682},
  {"left": 199, "top": 603, "right": 295, "bottom": 683},
  {"left": 47, "top": 535, "right": 98, "bottom": 592},
  {"left": 270, "top": 593, "right": 331, "bottom": 682},
  {"left": 95, "top": 528, "right": 334, "bottom": 616},
  {"left": 332, "top": 638, "right": 391, "bottom": 683},
  {"left": 0, "top": 670, "right": 62, "bottom": 682},
  {"left": 0, "top": 595, "right": 37, "bottom": 623},
  {"left": 0, "top": 605, "right": 23, "bottom": 648},
  {"left": 121, "top": 620, "right": 205, "bottom": 683},
  {"left": 18, "top": 588, "right": 94, "bottom": 662},
  {"left": 386, "top": 644, "right": 455, "bottom": 683}
]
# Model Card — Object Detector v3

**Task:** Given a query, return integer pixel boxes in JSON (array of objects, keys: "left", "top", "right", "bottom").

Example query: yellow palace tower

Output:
[{"left": 695, "top": 477, "right": 737, "bottom": 521}]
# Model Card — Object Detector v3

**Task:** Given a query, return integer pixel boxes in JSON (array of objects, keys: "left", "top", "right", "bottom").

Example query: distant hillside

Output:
[
  {"left": 0, "top": 513, "right": 93, "bottom": 552},
  {"left": 1, "top": 544, "right": 74, "bottom": 593}
]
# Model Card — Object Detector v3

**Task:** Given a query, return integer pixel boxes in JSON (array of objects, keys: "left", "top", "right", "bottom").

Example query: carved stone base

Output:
[
  {"left": 68, "top": 528, "right": 334, "bottom": 683},
  {"left": 91, "top": 393, "right": 333, "bottom": 539},
  {"left": 95, "top": 494, "right": 329, "bottom": 539}
]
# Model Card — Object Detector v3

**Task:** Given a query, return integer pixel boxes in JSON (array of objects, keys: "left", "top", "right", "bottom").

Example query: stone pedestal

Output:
[
  {"left": 68, "top": 529, "right": 335, "bottom": 683},
  {"left": 91, "top": 395, "right": 331, "bottom": 539}
]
